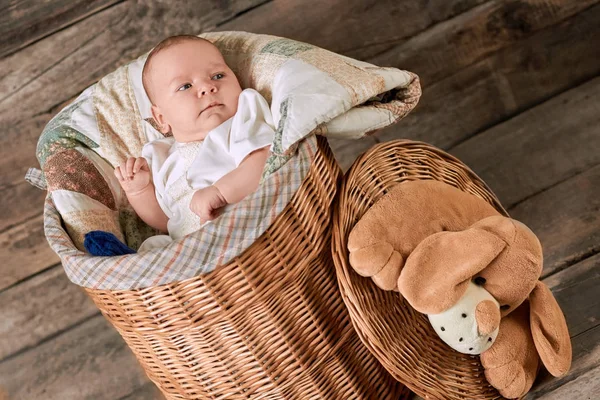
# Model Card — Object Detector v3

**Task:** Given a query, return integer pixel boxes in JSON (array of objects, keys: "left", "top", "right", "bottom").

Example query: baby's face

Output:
[{"left": 148, "top": 40, "right": 242, "bottom": 142}]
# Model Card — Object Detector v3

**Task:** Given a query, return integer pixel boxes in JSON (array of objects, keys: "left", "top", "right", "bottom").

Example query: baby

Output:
[{"left": 114, "top": 35, "right": 275, "bottom": 247}]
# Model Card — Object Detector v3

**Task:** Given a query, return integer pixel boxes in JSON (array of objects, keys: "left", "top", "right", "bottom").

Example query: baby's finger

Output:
[
  {"left": 133, "top": 157, "right": 145, "bottom": 174},
  {"left": 125, "top": 157, "right": 136, "bottom": 178},
  {"left": 213, "top": 207, "right": 224, "bottom": 219},
  {"left": 114, "top": 166, "right": 124, "bottom": 181},
  {"left": 205, "top": 209, "right": 217, "bottom": 221},
  {"left": 139, "top": 157, "right": 149, "bottom": 171}
]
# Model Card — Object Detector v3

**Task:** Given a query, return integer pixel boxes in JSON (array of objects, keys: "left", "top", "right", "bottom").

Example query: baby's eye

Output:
[
  {"left": 178, "top": 83, "right": 192, "bottom": 91},
  {"left": 212, "top": 73, "right": 225, "bottom": 80}
]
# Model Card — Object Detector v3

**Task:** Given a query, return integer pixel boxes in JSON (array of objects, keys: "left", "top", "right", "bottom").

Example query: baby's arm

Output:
[
  {"left": 114, "top": 157, "right": 169, "bottom": 233},
  {"left": 189, "top": 147, "right": 270, "bottom": 221},
  {"left": 214, "top": 146, "right": 270, "bottom": 204}
]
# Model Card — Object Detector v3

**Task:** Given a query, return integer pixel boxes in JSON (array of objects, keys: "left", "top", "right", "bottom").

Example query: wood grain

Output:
[
  {"left": 0, "top": 315, "right": 151, "bottom": 400},
  {"left": 0, "top": 265, "right": 98, "bottom": 360},
  {"left": 450, "top": 76, "right": 600, "bottom": 208},
  {"left": 369, "top": 0, "right": 599, "bottom": 85},
  {"left": 0, "top": 215, "right": 60, "bottom": 292},
  {"left": 377, "top": 2, "right": 600, "bottom": 149},
  {"left": 120, "top": 382, "right": 165, "bottom": 400},
  {"left": 543, "top": 253, "right": 600, "bottom": 339},
  {"left": 329, "top": 136, "right": 380, "bottom": 173},
  {"left": 528, "top": 325, "right": 600, "bottom": 398},
  {"left": 0, "top": 0, "right": 122, "bottom": 58},
  {"left": 510, "top": 164, "right": 600, "bottom": 278},
  {"left": 0, "top": 181, "right": 45, "bottom": 233},
  {"left": 527, "top": 254, "right": 600, "bottom": 397},
  {"left": 216, "top": 0, "right": 488, "bottom": 60}
]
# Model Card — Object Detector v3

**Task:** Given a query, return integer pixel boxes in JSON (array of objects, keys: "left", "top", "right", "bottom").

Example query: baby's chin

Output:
[{"left": 201, "top": 114, "right": 230, "bottom": 131}]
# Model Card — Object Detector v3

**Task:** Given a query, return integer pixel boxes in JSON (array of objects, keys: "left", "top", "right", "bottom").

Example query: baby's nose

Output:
[{"left": 198, "top": 83, "right": 217, "bottom": 97}]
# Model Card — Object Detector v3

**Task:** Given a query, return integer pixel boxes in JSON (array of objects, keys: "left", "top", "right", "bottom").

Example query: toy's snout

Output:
[
  {"left": 476, "top": 300, "right": 501, "bottom": 336},
  {"left": 428, "top": 281, "right": 500, "bottom": 355}
]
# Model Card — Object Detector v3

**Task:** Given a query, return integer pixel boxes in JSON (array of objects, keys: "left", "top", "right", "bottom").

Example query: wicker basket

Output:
[
  {"left": 332, "top": 139, "right": 513, "bottom": 400},
  {"left": 85, "top": 137, "right": 410, "bottom": 400}
]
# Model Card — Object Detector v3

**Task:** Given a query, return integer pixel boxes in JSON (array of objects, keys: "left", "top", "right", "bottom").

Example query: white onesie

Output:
[{"left": 140, "top": 88, "right": 275, "bottom": 248}]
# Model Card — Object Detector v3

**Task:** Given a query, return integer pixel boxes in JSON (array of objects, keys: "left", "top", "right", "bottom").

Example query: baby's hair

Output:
[{"left": 142, "top": 35, "right": 212, "bottom": 104}]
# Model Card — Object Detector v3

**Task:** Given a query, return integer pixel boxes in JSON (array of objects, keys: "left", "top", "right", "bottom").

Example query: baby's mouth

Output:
[{"left": 201, "top": 102, "right": 222, "bottom": 114}]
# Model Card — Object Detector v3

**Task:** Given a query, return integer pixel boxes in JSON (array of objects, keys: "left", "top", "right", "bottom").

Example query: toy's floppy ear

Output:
[
  {"left": 529, "top": 281, "right": 572, "bottom": 377},
  {"left": 398, "top": 225, "right": 507, "bottom": 314}
]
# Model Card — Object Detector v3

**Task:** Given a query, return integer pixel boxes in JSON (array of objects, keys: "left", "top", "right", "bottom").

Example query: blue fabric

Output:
[{"left": 84, "top": 231, "right": 136, "bottom": 256}]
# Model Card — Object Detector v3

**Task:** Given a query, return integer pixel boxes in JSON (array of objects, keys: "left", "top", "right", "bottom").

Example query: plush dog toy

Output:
[{"left": 347, "top": 180, "right": 572, "bottom": 398}]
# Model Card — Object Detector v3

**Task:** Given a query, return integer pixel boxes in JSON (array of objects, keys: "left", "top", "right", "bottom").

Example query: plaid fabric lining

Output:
[{"left": 25, "top": 168, "right": 47, "bottom": 190}]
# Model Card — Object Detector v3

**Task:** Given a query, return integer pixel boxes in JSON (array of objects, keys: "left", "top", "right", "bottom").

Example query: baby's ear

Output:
[
  {"left": 529, "top": 281, "right": 572, "bottom": 377},
  {"left": 151, "top": 105, "right": 171, "bottom": 135}
]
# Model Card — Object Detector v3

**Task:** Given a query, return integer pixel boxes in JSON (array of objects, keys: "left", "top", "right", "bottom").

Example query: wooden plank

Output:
[
  {"left": 369, "top": 0, "right": 598, "bottom": 85},
  {"left": 0, "top": 0, "right": 268, "bottom": 188},
  {"left": 0, "top": 314, "right": 151, "bottom": 400},
  {"left": 543, "top": 253, "right": 600, "bottom": 338},
  {"left": 450, "top": 76, "right": 600, "bottom": 208},
  {"left": 528, "top": 325, "right": 600, "bottom": 398},
  {"left": 217, "top": 0, "right": 488, "bottom": 60},
  {"left": 530, "top": 365, "right": 600, "bottom": 400},
  {"left": 0, "top": 0, "right": 122, "bottom": 59},
  {"left": 0, "top": 4, "right": 120, "bottom": 106},
  {"left": 329, "top": 136, "right": 379, "bottom": 173},
  {"left": 0, "top": 181, "right": 45, "bottom": 233},
  {"left": 0, "top": 265, "right": 98, "bottom": 360},
  {"left": 377, "top": 2, "right": 600, "bottom": 149},
  {"left": 120, "top": 382, "right": 165, "bottom": 400},
  {"left": 0, "top": 215, "right": 60, "bottom": 292},
  {"left": 510, "top": 165, "right": 600, "bottom": 278},
  {"left": 524, "top": 255, "right": 600, "bottom": 398}
]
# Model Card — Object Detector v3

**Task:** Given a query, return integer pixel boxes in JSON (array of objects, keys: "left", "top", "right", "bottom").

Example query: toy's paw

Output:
[
  {"left": 482, "top": 359, "right": 528, "bottom": 399},
  {"left": 372, "top": 250, "right": 404, "bottom": 291},
  {"left": 348, "top": 241, "right": 404, "bottom": 291},
  {"left": 480, "top": 304, "right": 539, "bottom": 398}
]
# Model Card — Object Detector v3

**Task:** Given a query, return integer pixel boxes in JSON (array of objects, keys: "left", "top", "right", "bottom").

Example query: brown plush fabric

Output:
[
  {"left": 471, "top": 218, "right": 543, "bottom": 317},
  {"left": 348, "top": 180, "right": 543, "bottom": 315},
  {"left": 347, "top": 180, "right": 572, "bottom": 397},
  {"left": 481, "top": 303, "right": 539, "bottom": 399},
  {"left": 529, "top": 281, "right": 572, "bottom": 377},
  {"left": 476, "top": 300, "right": 501, "bottom": 336},
  {"left": 399, "top": 223, "right": 506, "bottom": 313},
  {"left": 348, "top": 180, "right": 498, "bottom": 296}
]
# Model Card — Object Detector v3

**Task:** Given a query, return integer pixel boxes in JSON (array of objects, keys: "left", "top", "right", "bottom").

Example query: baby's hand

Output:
[
  {"left": 114, "top": 157, "right": 151, "bottom": 195},
  {"left": 190, "top": 186, "right": 228, "bottom": 223}
]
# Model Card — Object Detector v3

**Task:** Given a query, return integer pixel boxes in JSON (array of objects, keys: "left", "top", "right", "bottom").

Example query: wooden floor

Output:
[{"left": 0, "top": 0, "right": 598, "bottom": 399}]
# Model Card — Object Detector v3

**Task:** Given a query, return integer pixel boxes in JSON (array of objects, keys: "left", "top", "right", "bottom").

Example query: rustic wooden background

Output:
[{"left": 0, "top": 0, "right": 598, "bottom": 399}]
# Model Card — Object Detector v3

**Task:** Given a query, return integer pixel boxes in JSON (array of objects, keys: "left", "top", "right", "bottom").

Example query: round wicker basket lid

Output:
[{"left": 332, "top": 139, "right": 514, "bottom": 400}]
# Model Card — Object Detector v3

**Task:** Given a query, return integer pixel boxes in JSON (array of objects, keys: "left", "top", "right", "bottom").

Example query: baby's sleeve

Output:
[
  {"left": 229, "top": 89, "right": 276, "bottom": 167},
  {"left": 141, "top": 139, "right": 173, "bottom": 218}
]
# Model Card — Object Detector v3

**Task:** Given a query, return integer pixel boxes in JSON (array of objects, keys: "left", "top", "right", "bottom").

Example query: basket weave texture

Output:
[
  {"left": 332, "top": 140, "right": 515, "bottom": 400},
  {"left": 85, "top": 137, "right": 410, "bottom": 400}
]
